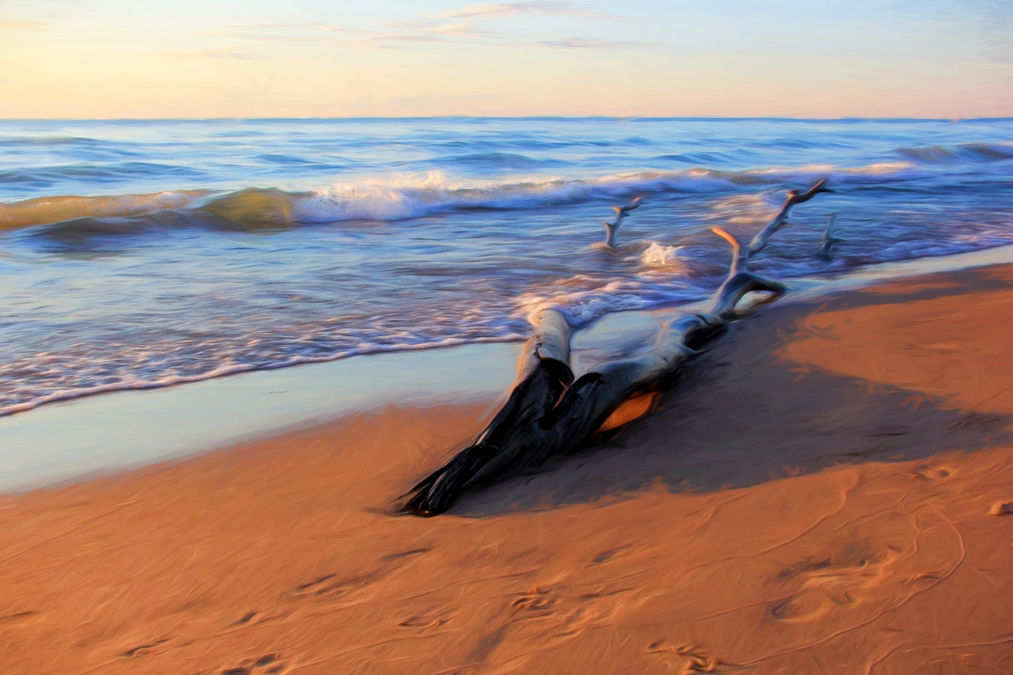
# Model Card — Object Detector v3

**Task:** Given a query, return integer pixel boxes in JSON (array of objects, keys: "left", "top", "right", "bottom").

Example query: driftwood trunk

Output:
[{"left": 400, "top": 179, "right": 832, "bottom": 516}]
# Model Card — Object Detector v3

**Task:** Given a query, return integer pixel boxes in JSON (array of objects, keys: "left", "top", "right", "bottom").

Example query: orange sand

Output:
[{"left": 3, "top": 265, "right": 1013, "bottom": 674}]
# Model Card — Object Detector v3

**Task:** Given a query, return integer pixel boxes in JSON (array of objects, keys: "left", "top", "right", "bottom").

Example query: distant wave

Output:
[
  {"left": 0, "top": 160, "right": 933, "bottom": 232},
  {"left": 896, "top": 142, "right": 1013, "bottom": 164},
  {"left": 0, "top": 162, "right": 205, "bottom": 187},
  {"left": 422, "top": 152, "right": 558, "bottom": 171},
  {"left": 0, "top": 191, "right": 208, "bottom": 229},
  {"left": 0, "top": 136, "right": 101, "bottom": 147}
]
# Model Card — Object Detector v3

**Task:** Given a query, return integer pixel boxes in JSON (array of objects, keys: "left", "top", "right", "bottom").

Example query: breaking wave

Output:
[
  {"left": 0, "top": 191, "right": 208, "bottom": 229},
  {"left": 1, "top": 160, "right": 932, "bottom": 231},
  {"left": 3, "top": 117, "right": 1011, "bottom": 418}
]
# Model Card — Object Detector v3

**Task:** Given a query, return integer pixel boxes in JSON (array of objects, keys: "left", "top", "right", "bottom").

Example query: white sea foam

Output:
[
  {"left": 286, "top": 161, "right": 924, "bottom": 224},
  {"left": 515, "top": 276, "right": 705, "bottom": 327},
  {"left": 292, "top": 171, "right": 596, "bottom": 222},
  {"left": 2, "top": 160, "right": 926, "bottom": 230},
  {"left": 641, "top": 242, "right": 687, "bottom": 269},
  {"left": 0, "top": 333, "right": 529, "bottom": 419}
]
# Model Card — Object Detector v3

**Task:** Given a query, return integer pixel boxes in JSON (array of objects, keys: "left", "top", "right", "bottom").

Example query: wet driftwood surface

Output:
[{"left": 401, "top": 179, "right": 833, "bottom": 515}]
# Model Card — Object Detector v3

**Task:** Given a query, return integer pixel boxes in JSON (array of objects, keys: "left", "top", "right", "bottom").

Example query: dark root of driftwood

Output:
[{"left": 400, "top": 178, "right": 833, "bottom": 516}]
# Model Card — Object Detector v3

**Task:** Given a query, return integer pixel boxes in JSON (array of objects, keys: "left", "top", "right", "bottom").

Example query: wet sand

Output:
[{"left": 3, "top": 265, "right": 1013, "bottom": 674}]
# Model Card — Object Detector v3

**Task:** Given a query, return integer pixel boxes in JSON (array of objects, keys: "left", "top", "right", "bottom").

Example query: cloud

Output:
[
  {"left": 375, "top": 34, "right": 445, "bottom": 43},
  {"left": 0, "top": 18, "right": 46, "bottom": 31},
  {"left": 224, "top": 22, "right": 378, "bottom": 37},
  {"left": 210, "top": 4, "right": 628, "bottom": 52},
  {"left": 195, "top": 49, "right": 254, "bottom": 60},
  {"left": 445, "top": 1, "right": 600, "bottom": 20},
  {"left": 386, "top": 19, "right": 497, "bottom": 39},
  {"left": 217, "top": 18, "right": 497, "bottom": 50},
  {"left": 168, "top": 46, "right": 256, "bottom": 59},
  {"left": 206, "top": 30, "right": 339, "bottom": 45},
  {"left": 538, "top": 37, "right": 632, "bottom": 48},
  {"left": 318, "top": 25, "right": 388, "bottom": 37}
]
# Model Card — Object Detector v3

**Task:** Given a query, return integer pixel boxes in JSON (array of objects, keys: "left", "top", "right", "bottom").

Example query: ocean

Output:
[{"left": 1, "top": 117, "right": 1011, "bottom": 417}]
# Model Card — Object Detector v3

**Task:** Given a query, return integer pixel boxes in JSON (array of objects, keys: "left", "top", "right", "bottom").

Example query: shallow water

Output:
[{"left": 1, "top": 117, "right": 1011, "bottom": 416}]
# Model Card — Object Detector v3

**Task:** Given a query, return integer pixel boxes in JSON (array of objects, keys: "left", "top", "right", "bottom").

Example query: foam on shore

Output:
[{"left": 5, "top": 244, "right": 1013, "bottom": 493}]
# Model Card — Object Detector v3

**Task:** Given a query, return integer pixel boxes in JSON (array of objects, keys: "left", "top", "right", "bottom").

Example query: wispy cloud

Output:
[
  {"left": 538, "top": 37, "right": 631, "bottom": 48},
  {"left": 224, "top": 22, "right": 377, "bottom": 37},
  {"left": 167, "top": 44, "right": 257, "bottom": 59},
  {"left": 211, "top": 3, "right": 628, "bottom": 52},
  {"left": 0, "top": 18, "right": 47, "bottom": 31},
  {"left": 192, "top": 48, "right": 255, "bottom": 60},
  {"left": 386, "top": 19, "right": 497, "bottom": 39},
  {"left": 214, "top": 21, "right": 490, "bottom": 50},
  {"left": 444, "top": 1, "right": 606, "bottom": 21},
  {"left": 204, "top": 29, "right": 341, "bottom": 46},
  {"left": 377, "top": 34, "right": 445, "bottom": 43}
]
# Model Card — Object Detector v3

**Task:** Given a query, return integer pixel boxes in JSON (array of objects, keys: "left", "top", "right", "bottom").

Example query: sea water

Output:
[{"left": 1, "top": 117, "right": 1011, "bottom": 417}]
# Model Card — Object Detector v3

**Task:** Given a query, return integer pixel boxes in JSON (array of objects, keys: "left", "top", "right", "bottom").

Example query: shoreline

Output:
[
  {"left": 5, "top": 243, "right": 1013, "bottom": 494},
  {"left": 0, "top": 342, "right": 522, "bottom": 493},
  {"left": 2, "top": 256, "right": 1013, "bottom": 672}
]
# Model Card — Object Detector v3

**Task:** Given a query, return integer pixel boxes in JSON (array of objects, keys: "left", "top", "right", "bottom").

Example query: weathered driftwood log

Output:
[
  {"left": 602, "top": 195, "right": 645, "bottom": 248},
  {"left": 400, "top": 178, "right": 832, "bottom": 516},
  {"left": 819, "top": 214, "right": 842, "bottom": 260}
]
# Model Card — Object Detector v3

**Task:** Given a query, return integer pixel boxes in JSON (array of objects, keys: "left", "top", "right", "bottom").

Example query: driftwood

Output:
[
  {"left": 819, "top": 214, "right": 842, "bottom": 260},
  {"left": 400, "top": 179, "right": 833, "bottom": 516},
  {"left": 601, "top": 196, "right": 645, "bottom": 248}
]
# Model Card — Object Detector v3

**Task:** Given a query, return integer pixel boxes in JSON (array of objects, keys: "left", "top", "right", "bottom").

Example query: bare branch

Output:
[
  {"left": 747, "top": 178, "right": 833, "bottom": 258},
  {"left": 711, "top": 226, "right": 745, "bottom": 276},
  {"left": 818, "top": 214, "right": 842, "bottom": 259},
  {"left": 600, "top": 195, "right": 646, "bottom": 248},
  {"left": 399, "top": 178, "right": 832, "bottom": 516}
]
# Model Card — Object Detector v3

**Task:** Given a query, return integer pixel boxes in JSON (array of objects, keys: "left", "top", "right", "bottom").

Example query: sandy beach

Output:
[{"left": 3, "top": 262, "right": 1013, "bottom": 675}]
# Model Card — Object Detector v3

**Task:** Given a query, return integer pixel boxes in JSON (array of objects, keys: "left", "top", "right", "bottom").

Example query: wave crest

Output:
[
  {"left": 897, "top": 143, "right": 1013, "bottom": 164},
  {"left": 0, "top": 191, "right": 206, "bottom": 230},
  {"left": 1, "top": 159, "right": 933, "bottom": 231}
]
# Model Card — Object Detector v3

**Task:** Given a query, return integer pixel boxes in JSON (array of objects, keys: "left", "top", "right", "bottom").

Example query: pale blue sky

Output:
[{"left": 1, "top": 0, "right": 1010, "bottom": 117}]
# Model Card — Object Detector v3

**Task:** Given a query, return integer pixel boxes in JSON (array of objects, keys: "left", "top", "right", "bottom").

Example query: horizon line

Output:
[{"left": 1, "top": 115, "right": 1011, "bottom": 123}]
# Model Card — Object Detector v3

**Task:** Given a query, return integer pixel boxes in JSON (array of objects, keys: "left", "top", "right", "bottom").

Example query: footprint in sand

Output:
[
  {"left": 0, "top": 611, "right": 39, "bottom": 626},
  {"left": 468, "top": 586, "right": 628, "bottom": 666},
  {"left": 911, "top": 465, "right": 953, "bottom": 481},
  {"left": 217, "top": 653, "right": 288, "bottom": 675},
  {"left": 990, "top": 501, "right": 1013, "bottom": 516},
  {"left": 120, "top": 637, "right": 171, "bottom": 658},
  {"left": 291, "top": 549, "right": 431, "bottom": 600},
  {"left": 397, "top": 605, "right": 457, "bottom": 631},
  {"left": 512, "top": 588, "right": 560, "bottom": 615},
  {"left": 646, "top": 641, "right": 736, "bottom": 673},
  {"left": 771, "top": 545, "right": 896, "bottom": 622},
  {"left": 591, "top": 546, "right": 629, "bottom": 564}
]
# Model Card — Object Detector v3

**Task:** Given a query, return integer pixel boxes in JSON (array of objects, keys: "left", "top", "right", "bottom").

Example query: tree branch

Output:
[{"left": 400, "top": 179, "right": 832, "bottom": 516}]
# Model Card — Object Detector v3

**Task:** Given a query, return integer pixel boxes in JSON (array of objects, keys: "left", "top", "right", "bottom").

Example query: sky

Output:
[{"left": 0, "top": 0, "right": 1010, "bottom": 118}]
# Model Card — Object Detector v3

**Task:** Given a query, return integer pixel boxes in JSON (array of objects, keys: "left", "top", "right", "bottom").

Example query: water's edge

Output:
[{"left": 4, "top": 243, "right": 1012, "bottom": 494}]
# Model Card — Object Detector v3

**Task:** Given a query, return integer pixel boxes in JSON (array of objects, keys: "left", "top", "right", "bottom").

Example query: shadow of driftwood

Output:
[{"left": 450, "top": 274, "right": 1013, "bottom": 517}]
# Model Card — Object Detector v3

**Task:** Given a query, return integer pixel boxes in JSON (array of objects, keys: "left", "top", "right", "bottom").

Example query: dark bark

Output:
[{"left": 399, "top": 179, "right": 832, "bottom": 516}]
